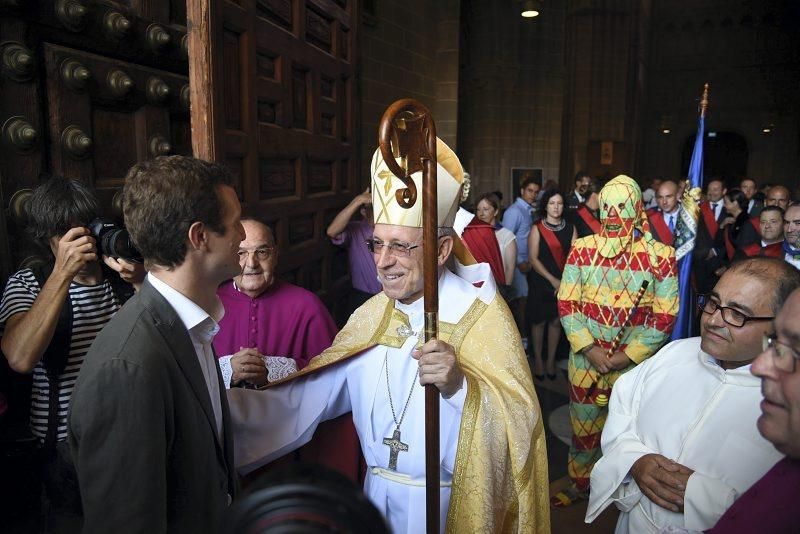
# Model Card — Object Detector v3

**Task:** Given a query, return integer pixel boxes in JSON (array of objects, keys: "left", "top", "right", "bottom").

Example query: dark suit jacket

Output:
[
  {"left": 693, "top": 202, "right": 728, "bottom": 294},
  {"left": 566, "top": 191, "right": 584, "bottom": 212},
  {"left": 69, "top": 280, "right": 236, "bottom": 534}
]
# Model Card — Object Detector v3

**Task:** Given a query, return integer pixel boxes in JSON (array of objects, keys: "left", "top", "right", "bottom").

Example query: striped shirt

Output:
[{"left": 0, "top": 269, "right": 120, "bottom": 442}]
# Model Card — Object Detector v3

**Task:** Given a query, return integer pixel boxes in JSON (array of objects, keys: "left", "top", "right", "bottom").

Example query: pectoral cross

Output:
[{"left": 382, "top": 428, "right": 409, "bottom": 471}]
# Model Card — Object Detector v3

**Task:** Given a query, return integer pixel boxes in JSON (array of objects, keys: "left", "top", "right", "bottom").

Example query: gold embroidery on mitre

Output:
[{"left": 370, "top": 137, "right": 465, "bottom": 228}]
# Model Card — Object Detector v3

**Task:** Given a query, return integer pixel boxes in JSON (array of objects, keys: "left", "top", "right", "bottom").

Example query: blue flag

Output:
[{"left": 670, "top": 115, "right": 705, "bottom": 340}]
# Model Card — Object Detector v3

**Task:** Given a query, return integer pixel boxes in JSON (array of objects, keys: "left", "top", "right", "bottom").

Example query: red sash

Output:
[
  {"left": 761, "top": 242, "right": 784, "bottom": 258},
  {"left": 647, "top": 209, "right": 674, "bottom": 245},
  {"left": 724, "top": 228, "right": 736, "bottom": 261},
  {"left": 749, "top": 216, "right": 761, "bottom": 237},
  {"left": 536, "top": 221, "right": 566, "bottom": 271},
  {"left": 462, "top": 217, "right": 506, "bottom": 285},
  {"left": 741, "top": 242, "right": 762, "bottom": 257},
  {"left": 700, "top": 202, "right": 720, "bottom": 239},
  {"left": 577, "top": 206, "right": 601, "bottom": 234}
]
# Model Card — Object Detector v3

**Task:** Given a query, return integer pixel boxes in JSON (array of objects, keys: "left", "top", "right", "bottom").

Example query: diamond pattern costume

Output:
[{"left": 557, "top": 175, "right": 678, "bottom": 493}]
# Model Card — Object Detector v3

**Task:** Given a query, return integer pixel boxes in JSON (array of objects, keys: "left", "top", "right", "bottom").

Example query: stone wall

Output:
[
  {"left": 457, "top": 0, "right": 566, "bottom": 203},
  {"left": 358, "top": 0, "right": 460, "bottom": 188}
]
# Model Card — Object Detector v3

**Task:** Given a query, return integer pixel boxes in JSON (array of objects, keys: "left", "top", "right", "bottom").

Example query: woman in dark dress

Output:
[
  {"left": 716, "top": 188, "right": 761, "bottom": 275},
  {"left": 526, "top": 190, "right": 576, "bottom": 380}
]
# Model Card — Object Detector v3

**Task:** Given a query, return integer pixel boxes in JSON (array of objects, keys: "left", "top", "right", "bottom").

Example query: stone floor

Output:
[{"left": 532, "top": 356, "right": 620, "bottom": 533}]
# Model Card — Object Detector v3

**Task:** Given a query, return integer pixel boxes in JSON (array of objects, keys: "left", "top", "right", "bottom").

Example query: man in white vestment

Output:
[
  {"left": 228, "top": 138, "right": 550, "bottom": 534},
  {"left": 585, "top": 256, "right": 800, "bottom": 533}
]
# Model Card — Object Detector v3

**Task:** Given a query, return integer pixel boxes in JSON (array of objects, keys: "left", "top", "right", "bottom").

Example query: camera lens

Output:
[
  {"left": 101, "top": 229, "right": 143, "bottom": 263},
  {"left": 88, "top": 217, "right": 143, "bottom": 263}
]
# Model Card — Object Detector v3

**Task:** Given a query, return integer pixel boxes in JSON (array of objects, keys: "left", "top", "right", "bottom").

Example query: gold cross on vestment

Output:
[{"left": 383, "top": 429, "right": 409, "bottom": 471}]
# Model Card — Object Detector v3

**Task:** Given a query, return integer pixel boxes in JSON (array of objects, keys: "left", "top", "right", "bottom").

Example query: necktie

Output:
[
  {"left": 668, "top": 215, "right": 675, "bottom": 233},
  {"left": 711, "top": 202, "right": 718, "bottom": 217}
]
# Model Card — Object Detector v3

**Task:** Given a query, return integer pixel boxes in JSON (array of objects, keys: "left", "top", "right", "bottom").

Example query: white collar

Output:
[
  {"left": 394, "top": 266, "right": 489, "bottom": 328},
  {"left": 663, "top": 207, "right": 680, "bottom": 217},
  {"left": 148, "top": 273, "right": 224, "bottom": 340}
]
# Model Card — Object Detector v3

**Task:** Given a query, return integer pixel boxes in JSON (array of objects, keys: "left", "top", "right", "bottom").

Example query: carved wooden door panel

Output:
[
  {"left": 188, "top": 0, "right": 358, "bottom": 313},
  {"left": 41, "top": 43, "right": 189, "bottom": 208},
  {"left": 0, "top": 0, "right": 190, "bottom": 283}
]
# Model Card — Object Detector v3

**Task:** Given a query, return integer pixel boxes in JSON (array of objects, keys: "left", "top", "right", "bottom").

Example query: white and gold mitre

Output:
[{"left": 370, "top": 137, "right": 464, "bottom": 228}]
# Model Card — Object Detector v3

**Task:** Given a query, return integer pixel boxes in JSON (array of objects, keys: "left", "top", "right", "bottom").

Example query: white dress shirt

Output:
[
  {"left": 662, "top": 208, "right": 680, "bottom": 232},
  {"left": 709, "top": 201, "right": 722, "bottom": 220},
  {"left": 148, "top": 273, "right": 225, "bottom": 437}
]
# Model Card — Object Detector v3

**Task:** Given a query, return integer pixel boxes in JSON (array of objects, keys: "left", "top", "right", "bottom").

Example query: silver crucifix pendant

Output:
[{"left": 382, "top": 428, "right": 409, "bottom": 471}]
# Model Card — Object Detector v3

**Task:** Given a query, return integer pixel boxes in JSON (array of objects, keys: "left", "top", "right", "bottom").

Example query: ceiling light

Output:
[
  {"left": 521, "top": 0, "right": 541, "bottom": 18},
  {"left": 662, "top": 128, "right": 671, "bottom": 134}
]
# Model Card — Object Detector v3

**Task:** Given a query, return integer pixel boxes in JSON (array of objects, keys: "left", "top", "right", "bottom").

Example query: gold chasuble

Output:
[{"left": 270, "top": 275, "right": 550, "bottom": 533}]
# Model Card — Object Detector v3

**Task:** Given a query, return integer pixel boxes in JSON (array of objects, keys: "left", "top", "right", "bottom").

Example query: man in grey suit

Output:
[{"left": 69, "top": 156, "right": 246, "bottom": 533}]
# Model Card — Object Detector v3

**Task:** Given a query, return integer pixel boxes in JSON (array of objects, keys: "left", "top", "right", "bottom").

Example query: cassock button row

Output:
[{"left": 251, "top": 315, "right": 256, "bottom": 321}]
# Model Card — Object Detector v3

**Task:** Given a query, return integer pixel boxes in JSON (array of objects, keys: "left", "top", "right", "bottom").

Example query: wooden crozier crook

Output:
[{"left": 377, "top": 99, "right": 440, "bottom": 534}]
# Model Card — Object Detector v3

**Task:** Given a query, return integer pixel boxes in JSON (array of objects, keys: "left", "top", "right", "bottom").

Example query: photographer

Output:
[{"left": 0, "top": 177, "right": 143, "bottom": 533}]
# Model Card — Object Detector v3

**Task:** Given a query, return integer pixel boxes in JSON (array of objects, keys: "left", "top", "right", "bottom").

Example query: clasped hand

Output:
[
  {"left": 412, "top": 339, "right": 463, "bottom": 398},
  {"left": 630, "top": 453, "right": 694, "bottom": 513},
  {"left": 583, "top": 345, "right": 630, "bottom": 374},
  {"left": 231, "top": 347, "right": 268, "bottom": 386}
]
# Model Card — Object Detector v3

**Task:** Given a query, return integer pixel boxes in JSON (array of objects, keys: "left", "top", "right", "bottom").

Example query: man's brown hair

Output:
[{"left": 123, "top": 156, "right": 234, "bottom": 269}]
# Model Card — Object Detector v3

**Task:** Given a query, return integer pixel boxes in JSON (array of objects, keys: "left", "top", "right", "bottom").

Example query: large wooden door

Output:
[
  {"left": 0, "top": 0, "right": 191, "bottom": 284},
  {"left": 188, "top": 0, "right": 359, "bottom": 312}
]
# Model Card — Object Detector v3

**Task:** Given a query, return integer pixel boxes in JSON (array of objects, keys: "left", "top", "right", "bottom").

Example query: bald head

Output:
[
  {"left": 235, "top": 218, "right": 277, "bottom": 298},
  {"left": 766, "top": 185, "right": 791, "bottom": 211},
  {"left": 785, "top": 204, "right": 800, "bottom": 247},
  {"left": 656, "top": 180, "right": 679, "bottom": 213}
]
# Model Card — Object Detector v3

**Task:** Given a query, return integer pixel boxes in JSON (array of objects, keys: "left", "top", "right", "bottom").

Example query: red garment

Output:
[
  {"left": 646, "top": 208, "right": 674, "bottom": 245},
  {"left": 462, "top": 216, "right": 506, "bottom": 285},
  {"left": 706, "top": 457, "right": 800, "bottom": 534},
  {"left": 216, "top": 280, "right": 363, "bottom": 484}
]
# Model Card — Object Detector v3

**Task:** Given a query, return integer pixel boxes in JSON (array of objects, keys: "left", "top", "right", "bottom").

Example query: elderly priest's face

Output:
[
  {"left": 235, "top": 219, "right": 277, "bottom": 298},
  {"left": 751, "top": 289, "right": 800, "bottom": 458},
  {"left": 700, "top": 268, "right": 774, "bottom": 368}
]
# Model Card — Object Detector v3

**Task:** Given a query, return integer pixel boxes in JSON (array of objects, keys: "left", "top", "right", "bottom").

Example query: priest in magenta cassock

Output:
[
  {"left": 212, "top": 220, "right": 363, "bottom": 482},
  {"left": 213, "top": 218, "right": 338, "bottom": 381},
  {"left": 228, "top": 138, "right": 550, "bottom": 534}
]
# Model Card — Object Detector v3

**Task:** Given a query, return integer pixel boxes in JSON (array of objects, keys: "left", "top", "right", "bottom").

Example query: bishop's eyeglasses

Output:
[
  {"left": 365, "top": 238, "right": 421, "bottom": 257},
  {"left": 237, "top": 247, "right": 275, "bottom": 261},
  {"left": 762, "top": 333, "right": 800, "bottom": 373},
  {"left": 697, "top": 294, "right": 774, "bottom": 328}
]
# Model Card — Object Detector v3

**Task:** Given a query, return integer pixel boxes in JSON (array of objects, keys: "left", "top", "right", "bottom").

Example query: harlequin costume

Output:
[{"left": 554, "top": 175, "right": 678, "bottom": 505}]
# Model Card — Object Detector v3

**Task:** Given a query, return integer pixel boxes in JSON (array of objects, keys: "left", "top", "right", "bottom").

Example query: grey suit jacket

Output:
[{"left": 69, "top": 279, "right": 236, "bottom": 533}]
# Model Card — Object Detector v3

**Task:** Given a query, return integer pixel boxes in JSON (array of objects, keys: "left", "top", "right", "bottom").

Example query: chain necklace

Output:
[
  {"left": 543, "top": 218, "right": 566, "bottom": 232},
  {"left": 382, "top": 351, "right": 418, "bottom": 470}
]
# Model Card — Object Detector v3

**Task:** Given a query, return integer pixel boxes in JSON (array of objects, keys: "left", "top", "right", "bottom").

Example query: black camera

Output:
[{"left": 87, "top": 218, "right": 143, "bottom": 263}]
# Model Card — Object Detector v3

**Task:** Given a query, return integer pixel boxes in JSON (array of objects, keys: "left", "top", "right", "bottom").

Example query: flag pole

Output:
[{"left": 377, "top": 99, "right": 440, "bottom": 534}]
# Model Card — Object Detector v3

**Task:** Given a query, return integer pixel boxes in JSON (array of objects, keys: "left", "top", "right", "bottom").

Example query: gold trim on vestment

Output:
[{"left": 264, "top": 289, "right": 550, "bottom": 533}]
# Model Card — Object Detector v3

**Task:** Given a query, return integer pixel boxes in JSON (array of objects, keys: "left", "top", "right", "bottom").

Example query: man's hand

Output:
[
  {"left": 630, "top": 454, "right": 693, "bottom": 513},
  {"left": 413, "top": 339, "right": 463, "bottom": 398},
  {"left": 103, "top": 256, "right": 146, "bottom": 291},
  {"left": 608, "top": 351, "right": 632, "bottom": 370},
  {"left": 355, "top": 187, "right": 371, "bottom": 207},
  {"left": 583, "top": 345, "right": 612, "bottom": 374},
  {"left": 550, "top": 278, "right": 561, "bottom": 293},
  {"left": 231, "top": 348, "right": 267, "bottom": 386},
  {"left": 54, "top": 227, "right": 97, "bottom": 280}
]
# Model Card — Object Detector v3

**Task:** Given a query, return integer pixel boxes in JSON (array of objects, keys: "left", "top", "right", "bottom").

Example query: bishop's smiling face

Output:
[{"left": 372, "top": 224, "right": 426, "bottom": 304}]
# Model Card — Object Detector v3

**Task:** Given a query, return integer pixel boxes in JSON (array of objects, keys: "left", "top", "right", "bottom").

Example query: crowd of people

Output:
[{"left": 1, "top": 149, "right": 798, "bottom": 534}]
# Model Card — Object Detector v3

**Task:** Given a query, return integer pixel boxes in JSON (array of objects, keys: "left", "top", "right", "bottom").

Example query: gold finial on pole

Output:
[{"left": 700, "top": 83, "right": 710, "bottom": 118}]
